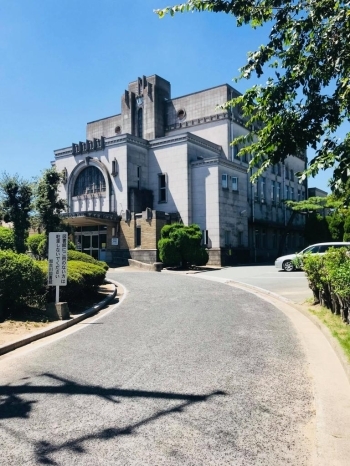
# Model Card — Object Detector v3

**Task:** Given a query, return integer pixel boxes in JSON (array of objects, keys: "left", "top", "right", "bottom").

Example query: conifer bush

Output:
[{"left": 158, "top": 223, "right": 208, "bottom": 267}]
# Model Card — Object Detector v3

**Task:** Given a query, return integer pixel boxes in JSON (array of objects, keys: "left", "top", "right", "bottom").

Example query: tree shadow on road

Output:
[{"left": 0, "top": 372, "right": 226, "bottom": 465}]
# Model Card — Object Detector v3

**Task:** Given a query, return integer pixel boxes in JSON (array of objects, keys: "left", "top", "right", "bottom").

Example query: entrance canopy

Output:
[{"left": 61, "top": 211, "right": 121, "bottom": 227}]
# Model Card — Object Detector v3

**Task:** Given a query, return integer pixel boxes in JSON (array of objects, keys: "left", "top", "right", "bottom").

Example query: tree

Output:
[
  {"left": 155, "top": 1, "right": 350, "bottom": 192},
  {"left": 0, "top": 173, "right": 32, "bottom": 253},
  {"left": 35, "top": 167, "right": 66, "bottom": 241},
  {"left": 158, "top": 223, "right": 208, "bottom": 267}
]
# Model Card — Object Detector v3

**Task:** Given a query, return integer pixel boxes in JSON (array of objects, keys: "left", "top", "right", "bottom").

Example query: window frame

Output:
[{"left": 158, "top": 173, "right": 167, "bottom": 203}]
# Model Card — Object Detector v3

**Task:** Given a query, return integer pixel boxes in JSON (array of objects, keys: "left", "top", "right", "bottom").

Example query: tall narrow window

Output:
[
  {"left": 277, "top": 182, "right": 282, "bottom": 201},
  {"left": 224, "top": 230, "right": 231, "bottom": 246},
  {"left": 290, "top": 186, "right": 294, "bottom": 200},
  {"left": 285, "top": 165, "right": 289, "bottom": 179},
  {"left": 261, "top": 178, "right": 266, "bottom": 200},
  {"left": 202, "top": 230, "right": 209, "bottom": 246},
  {"left": 222, "top": 174, "right": 228, "bottom": 189},
  {"left": 254, "top": 181, "right": 259, "bottom": 201},
  {"left": 277, "top": 164, "right": 281, "bottom": 176},
  {"left": 285, "top": 185, "right": 290, "bottom": 200},
  {"left": 137, "top": 166, "right": 141, "bottom": 189},
  {"left": 137, "top": 108, "right": 143, "bottom": 138},
  {"left": 136, "top": 226, "right": 141, "bottom": 247},
  {"left": 158, "top": 173, "right": 167, "bottom": 203},
  {"left": 232, "top": 176, "right": 238, "bottom": 191},
  {"left": 271, "top": 180, "right": 276, "bottom": 201}
]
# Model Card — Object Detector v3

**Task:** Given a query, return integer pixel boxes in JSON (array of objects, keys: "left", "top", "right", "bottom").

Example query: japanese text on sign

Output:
[{"left": 48, "top": 232, "right": 67, "bottom": 286}]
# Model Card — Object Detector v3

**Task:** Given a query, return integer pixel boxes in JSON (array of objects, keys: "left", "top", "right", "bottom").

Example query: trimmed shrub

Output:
[
  {"left": 158, "top": 223, "right": 208, "bottom": 267},
  {"left": 27, "top": 233, "right": 46, "bottom": 258},
  {"left": 158, "top": 238, "right": 181, "bottom": 266},
  {"left": 0, "top": 226, "right": 15, "bottom": 251},
  {"left": 343, "top": 215, "right": 350, "bottom": 242},
  {"left": 0, "top": 251, "right": 46, "bottom": 317},
  {"left": 68, "top": 240, "right": 76, "bottom": 250},
  {"left": 38, "top": 259, "right": 106, "bottom": 302},
  {"left": 67, "top": 250, "right": 109, "bottom": 271}
]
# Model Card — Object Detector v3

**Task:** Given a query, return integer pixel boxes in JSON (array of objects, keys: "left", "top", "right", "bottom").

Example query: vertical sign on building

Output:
[{"left": 48, "top": 232, "right": 68, "bottom": 303}]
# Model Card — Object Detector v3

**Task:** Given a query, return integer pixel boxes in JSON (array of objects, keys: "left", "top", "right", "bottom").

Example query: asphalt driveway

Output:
[
  {"left": 0, "top": 271, "right": 314, "bottom": 465},
  {"left": 198, "top": 265, "right": 312, "bottom": 304}
]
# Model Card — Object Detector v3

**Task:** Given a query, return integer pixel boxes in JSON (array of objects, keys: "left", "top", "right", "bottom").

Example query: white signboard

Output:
[
  {"left": 48, "top": 232, "right": 68, "bottom": 286},
  {"left": 111, "top": 237, "right": 119, "bottom": 246}
]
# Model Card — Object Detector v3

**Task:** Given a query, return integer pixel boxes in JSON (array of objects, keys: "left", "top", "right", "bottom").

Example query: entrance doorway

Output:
[{"left": 75, "top": 225, "right": 107, "bottom": 260}]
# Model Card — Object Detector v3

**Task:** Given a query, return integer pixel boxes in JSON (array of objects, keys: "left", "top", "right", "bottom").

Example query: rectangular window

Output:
[
  {"left": 285, "top": 185, "right": 290, "bottom": 200},
  {"left": 222, "top": 173, "right": 228, "bottom": 189},
  {"left": 232, "top": 176, "right": 238, "bottom": 191},
  {"left": 202, "top": 230, "right": 209, "bottom": 246},
  {"left": 277, "top": 182, "right": 281, "bottom": 201},
  {"left": 234, "top": 146, "right": 239, "bottom": 160},
  {"left": 137, "top": 166, "right": 141, "bottom": 189},
  {"left": 158, "top": 174, "right": 167, "bottom": 203},
  {"left": 242, "top": 152, "right": 247, "bottom": 163},
  {"left": 290, "top": 186, "right": 294, "bottom": 200},
  {"left": 224, "top": 230, "right": 231, "bottom": 246},
  {"left": 271, "top": 180, "right": 276, "bottom": 201},
  {"left": 254, "top": 180, "right": 259, "bottom": 201},
  {"left": 297, "top": 189, "right": 301, "bottom": 201},
  {"left": 261, "top": 178, "right": 266, "bottom": 201},
  {"left": 285, "top": 165, "right": 289, "bottom": 179},
  {"left": 136, "top": 226, "right": 141, "bottom": 247},
  {"left": 290, "top": 169, "right": 294, "bottom": 181},
  {"left": 255, "top": 229, "right": 260, "bottom": 248},
  {"left": 277, "top": 164, "right": 281, "bottom": 176}
]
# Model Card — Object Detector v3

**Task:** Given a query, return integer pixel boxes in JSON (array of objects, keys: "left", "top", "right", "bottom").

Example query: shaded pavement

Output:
[{"left": 0, "top": 271, "right": 313, "bottom": 465}]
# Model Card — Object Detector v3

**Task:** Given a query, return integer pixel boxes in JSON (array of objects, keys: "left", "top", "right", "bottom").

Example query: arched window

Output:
[
  {"left": 137, "top": 108, "right": 143, "bottom": 138},
  {"left": 73, "top": 166, "right": 106, "bottom": 196}
]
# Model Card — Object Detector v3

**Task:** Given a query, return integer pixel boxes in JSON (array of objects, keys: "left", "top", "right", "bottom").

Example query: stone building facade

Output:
[{"left": 53, "top": 74, "right": 307, "bottom": 266}]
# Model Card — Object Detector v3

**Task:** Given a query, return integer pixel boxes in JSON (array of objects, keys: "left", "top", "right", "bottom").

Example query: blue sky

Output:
[{"left": 0, "top": 0, "right": 332, "bottom": 192}]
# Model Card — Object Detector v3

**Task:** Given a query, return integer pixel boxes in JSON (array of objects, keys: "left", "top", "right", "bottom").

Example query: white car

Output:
[{"left": 275, "top": 242, "right": 350, "bottom": 272}]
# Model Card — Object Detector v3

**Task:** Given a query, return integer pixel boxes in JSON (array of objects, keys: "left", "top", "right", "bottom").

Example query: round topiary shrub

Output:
[{"left": 0, "top": 251, "right": 46, "bottom": 317}]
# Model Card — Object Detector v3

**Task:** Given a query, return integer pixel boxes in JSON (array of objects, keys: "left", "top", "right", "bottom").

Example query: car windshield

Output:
[{"left": 300, "top": 245, "right": 319, "bottom": 254}]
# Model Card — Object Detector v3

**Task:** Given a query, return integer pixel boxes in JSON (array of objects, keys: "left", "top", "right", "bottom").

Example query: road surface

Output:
[{"left": 0, "top": 271, "right": 315, "bottom": 465}]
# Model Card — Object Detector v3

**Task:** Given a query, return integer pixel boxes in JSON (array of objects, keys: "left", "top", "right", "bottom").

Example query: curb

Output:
[
  {"left": 0, "top": 283, "right": 117, "bottom": 357},
  {"left": 225, "top": 279, "right": 350, "bottom": 385}
]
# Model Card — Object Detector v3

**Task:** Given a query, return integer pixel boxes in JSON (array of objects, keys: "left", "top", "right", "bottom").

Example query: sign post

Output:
[{"left": 48, "top": 232, "right": 68, "bottom": 303}]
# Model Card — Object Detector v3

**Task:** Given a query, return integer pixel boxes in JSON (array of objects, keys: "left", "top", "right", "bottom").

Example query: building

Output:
[
  {"left": 308, "top": 187, "right": 328, "bottom": 198},
  {"left": 53, "top": 74, "right": 307, "bottom": 266}
]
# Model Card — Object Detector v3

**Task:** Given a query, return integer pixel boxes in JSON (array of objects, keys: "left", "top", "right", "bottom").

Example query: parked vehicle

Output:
[{"left": 275, "top": 242, "right": 350, "bottom": 272}]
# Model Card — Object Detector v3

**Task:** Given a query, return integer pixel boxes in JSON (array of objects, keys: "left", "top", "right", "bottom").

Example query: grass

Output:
[{"left": 308, "top": 304, "right": 350, "bottom": 362}]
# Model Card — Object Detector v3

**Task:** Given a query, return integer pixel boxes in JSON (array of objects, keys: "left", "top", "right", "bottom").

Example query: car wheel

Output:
[{"left": 283, "top": 260, "right": 294, "bottom": 272}]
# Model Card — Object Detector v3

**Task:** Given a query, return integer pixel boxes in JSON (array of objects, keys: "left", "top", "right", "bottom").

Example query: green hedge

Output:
[
  {"left": 67, "top": 250, "right": 109, "bottom": 271},
  {"left": 37, "top": 259, "right": 107, "bottom": 301},
  {"left": 0, "top": 226, "right": 15, "bottom": 251},
  {"left": 302, "top": 247, "right": 350, "bottom": 323},
  {"left": 0, "top": 251, "right": 46, "bottom": 318}
]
